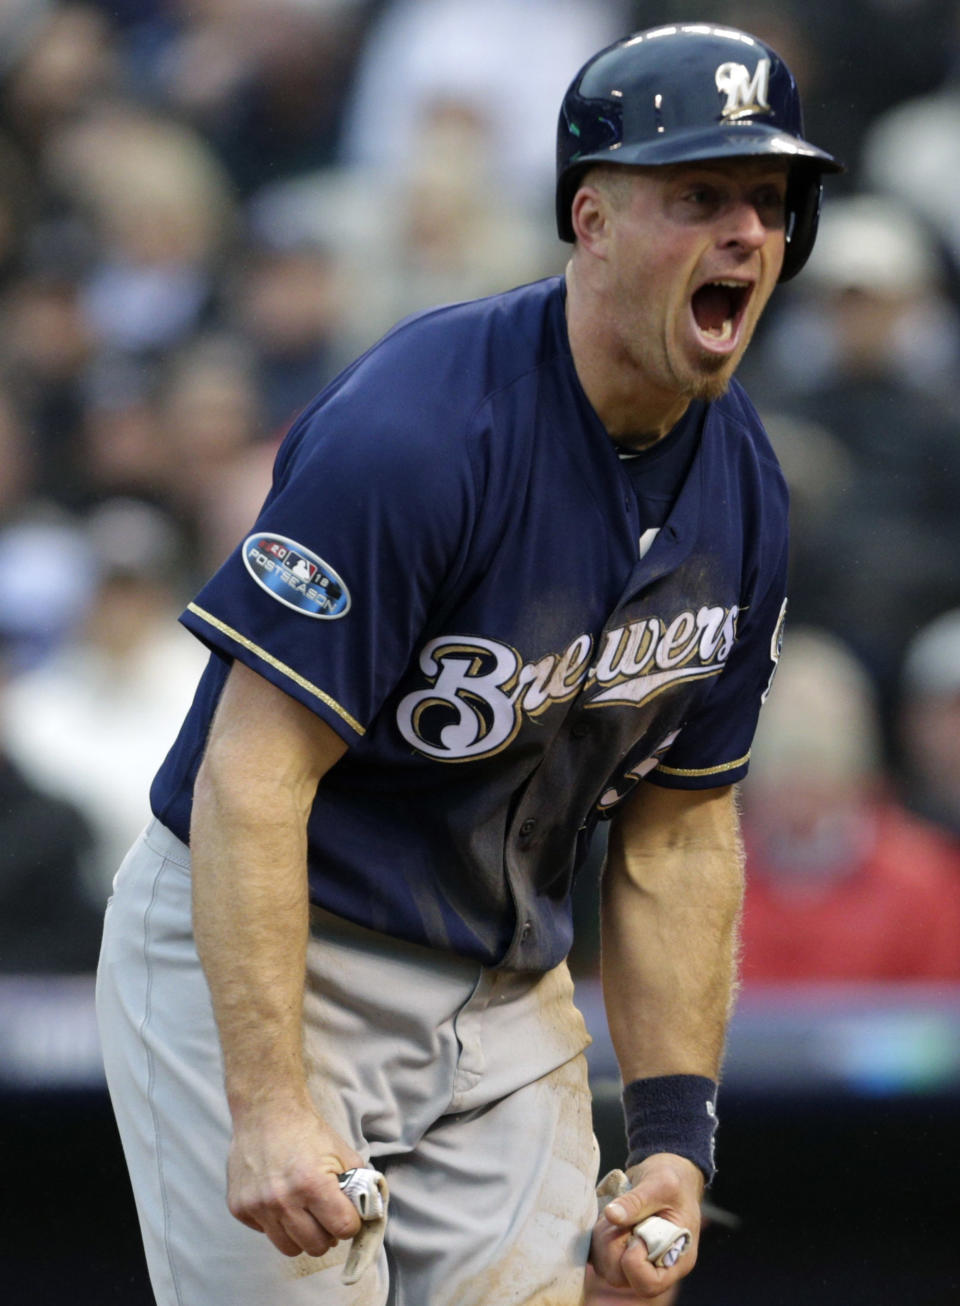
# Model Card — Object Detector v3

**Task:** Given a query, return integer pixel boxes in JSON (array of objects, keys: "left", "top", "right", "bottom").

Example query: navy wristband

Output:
[{"left": 622, "top": 1074, "right": 719, "bottom": 1183}]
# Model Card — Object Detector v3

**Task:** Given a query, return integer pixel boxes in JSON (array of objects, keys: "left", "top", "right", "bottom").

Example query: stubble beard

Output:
[
  {"left": 676, "top": 346, "right": 736, "bottom": 403},
  {"left": 690, "top": 365, "right": 734, "bottom": 403}
]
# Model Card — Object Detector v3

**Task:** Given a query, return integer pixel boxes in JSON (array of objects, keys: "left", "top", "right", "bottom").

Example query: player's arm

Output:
[
  {"left": 592, "top": 781, "right": 744, "bottom": 1298},
  {"left": 190, "top": 659, "right": 363, "bottom": 1258}
]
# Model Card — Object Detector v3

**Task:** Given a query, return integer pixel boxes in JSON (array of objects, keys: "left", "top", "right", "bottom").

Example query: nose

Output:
[{"left": 719, "top": 200, "right": 769, "bottom": 254}]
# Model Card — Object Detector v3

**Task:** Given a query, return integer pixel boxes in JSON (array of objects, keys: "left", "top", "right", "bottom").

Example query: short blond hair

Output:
[{"left": 578, "top": 163, "right": 638, "bottom": 212}]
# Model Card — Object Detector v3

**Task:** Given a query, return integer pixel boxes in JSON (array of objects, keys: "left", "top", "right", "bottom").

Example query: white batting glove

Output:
[{"left": 337, "top": 1167, "right": 389, "bottom": 1284}]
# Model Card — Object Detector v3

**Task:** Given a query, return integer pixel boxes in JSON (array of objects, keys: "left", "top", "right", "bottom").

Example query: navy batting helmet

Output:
[{"left": 556, "top": 24, "right": 842, "bottom": 280}]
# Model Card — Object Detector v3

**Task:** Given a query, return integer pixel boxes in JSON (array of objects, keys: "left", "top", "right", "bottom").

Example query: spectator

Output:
[
  {"left": 75, "top": 354, "right": 170, "bottom": 509},
  {"left": 860, "top": 2, "right": 960, "bottom": 276},
  {"left": 0, "top": 263, "right": 97, "bottom": 505},
  {"left": 115, "top": 0, "right": 372, "bottom": 196},
  {"left": 0, "top": 510, "right": 98, "bottom": 671},
  {"left": 185, "top": 432, "right": 277, "bottom": 576},
  {"left": 243, "top": 95, "right": 559, "bottom": 371},
  {"left": 225, "top": 218, "right": 348, "bottom": 429},
  {"left": 339, "top": 0, "right": 629, "bottom": 213},
  {"left": 0, "top": 382, "right": 34, "bottom": 520},
  {"left": 750, "top": 195, "right": 960, "bottom": 703},
  {"left": 0, "top": 128, "right": 39, "bottom": 286},
  {"left": 151, "top": 333, "right": 267, "bottom": 569},
  {"left": 897, "top": 608, "right": 960, "bottom": 841},
  {"left": 0, "top": 3, "right": 124, "bottom": 157},
  {"left": 43, "top": 103, "right": 235, "bottom": 356},
  {"left": 740, "top": 627, "right": 960, "bottom": 983},
  {"left": 756, "top": 191, "right": 960, "bottom": 399},
  {"left": 0, "top": 649, "right": 102, "bottom": 973},
  {"left": 1, "top": 498, "right": 206, "bottom": 899}
]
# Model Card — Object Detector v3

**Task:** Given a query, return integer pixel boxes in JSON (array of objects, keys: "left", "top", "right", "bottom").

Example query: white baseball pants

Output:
[{"left": 96, "top": 820, "right": 600, "bottom": 1306}]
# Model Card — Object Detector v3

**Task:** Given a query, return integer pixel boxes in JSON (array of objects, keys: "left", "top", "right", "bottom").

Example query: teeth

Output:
[
  {"left": 712, "top": 279, "right": 747, "bottom": 288},
  {"left": 702, "top": 319, "right": 734, "bottom": 342}
]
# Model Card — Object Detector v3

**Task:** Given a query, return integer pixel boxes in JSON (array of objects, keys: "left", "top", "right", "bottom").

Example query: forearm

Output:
[
  {"left": 590, "top": 786, "right": 742, "bottom": 1288},
  {"left": 601, "top": 784, "right": 744, "bottom": 1084},
  {"left": 188, "top": 661, "right": 347, "bottom": 1127},
  {"left": 191, "top": 759, "right": 315, "bottom": 1122}
]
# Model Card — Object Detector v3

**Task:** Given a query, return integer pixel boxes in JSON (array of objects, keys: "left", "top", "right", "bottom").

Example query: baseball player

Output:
[{"left": 96, "top": 24, "right": 839, "bottom": 1306}]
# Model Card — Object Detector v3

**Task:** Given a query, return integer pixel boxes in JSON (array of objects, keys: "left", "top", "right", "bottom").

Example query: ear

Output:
[{"left": 570, "top": 184, "right": 612, "bottom": 254}]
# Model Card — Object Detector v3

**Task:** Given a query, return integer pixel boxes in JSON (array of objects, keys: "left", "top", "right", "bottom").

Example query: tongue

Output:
[{"left": 692, "top": 284, "right": 732, "bottom": 333}]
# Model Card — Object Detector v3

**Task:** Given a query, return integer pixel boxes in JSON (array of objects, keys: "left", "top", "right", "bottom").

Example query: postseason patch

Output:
[{"left": 242, "top": 533, "right": 350, "bottom": 619}]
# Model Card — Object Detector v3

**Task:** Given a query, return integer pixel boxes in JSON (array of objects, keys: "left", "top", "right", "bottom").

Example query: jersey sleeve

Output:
[
  {"left": 179, "top": 380, "right": 479, "bottom": 745},
  {"left": 649, "top": 534, "right": 789, "bottom": 790}
]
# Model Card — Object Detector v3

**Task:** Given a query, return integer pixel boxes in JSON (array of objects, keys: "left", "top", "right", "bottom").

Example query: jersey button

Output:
[
  {"left": 520, "top": 921, "right": 532, "bottom": 942},
  {"left": 519, "top": 818, "right": 537, "bottom": 837}
]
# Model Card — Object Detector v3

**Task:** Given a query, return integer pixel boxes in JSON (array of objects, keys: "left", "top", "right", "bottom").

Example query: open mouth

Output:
[{"left": 690, "top": 280, "right": 752, "bottom": 347}]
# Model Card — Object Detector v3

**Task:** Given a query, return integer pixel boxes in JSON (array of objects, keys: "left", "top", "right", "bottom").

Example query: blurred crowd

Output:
[{"left": 2, "top": 0, "right": 960, "bottom": 981}]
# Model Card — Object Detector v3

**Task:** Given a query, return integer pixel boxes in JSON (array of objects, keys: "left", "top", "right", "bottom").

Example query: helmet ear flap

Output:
[
  {"left": 556, "top": 165, "right": 583, "bottom": 244},
  {"left": 781, "top": 169, "right": 823, "bottom": 281}
]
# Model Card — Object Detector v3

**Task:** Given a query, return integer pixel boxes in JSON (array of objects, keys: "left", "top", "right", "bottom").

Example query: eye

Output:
[
  {"left": 752, "top": 185, "right": 787, "bottom": 225},
  {"left": 678, "top": 183, "right": 723, "bottom": 216}
]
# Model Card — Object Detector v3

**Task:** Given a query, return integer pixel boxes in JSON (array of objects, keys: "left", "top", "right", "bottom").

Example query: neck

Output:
[{"left": 564, "top": 259, "right": 690, "bottom": 447}]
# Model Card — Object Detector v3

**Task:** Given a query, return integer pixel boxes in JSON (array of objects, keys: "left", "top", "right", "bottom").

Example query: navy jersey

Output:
[{"left": 151, "top": 276, "right": 788, "bottom": 971}]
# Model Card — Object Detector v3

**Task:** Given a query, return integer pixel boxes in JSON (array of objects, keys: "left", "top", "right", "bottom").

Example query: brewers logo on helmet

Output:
[{"left": 556, "top": 24, "right": 843, "bottom": 280}]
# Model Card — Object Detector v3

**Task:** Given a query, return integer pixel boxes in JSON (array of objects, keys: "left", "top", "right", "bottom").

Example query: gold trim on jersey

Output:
[
  {"left": 656, "top": 751, "right": 750, "bottom": 778},
  {"left": 185, "top": 602, "right": 365, "bottom": 737}
]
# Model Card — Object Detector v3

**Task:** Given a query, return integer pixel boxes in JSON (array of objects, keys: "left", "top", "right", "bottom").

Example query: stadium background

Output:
[{"left": 2, "top": 2, "right": 959, "bottom": 1302}]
